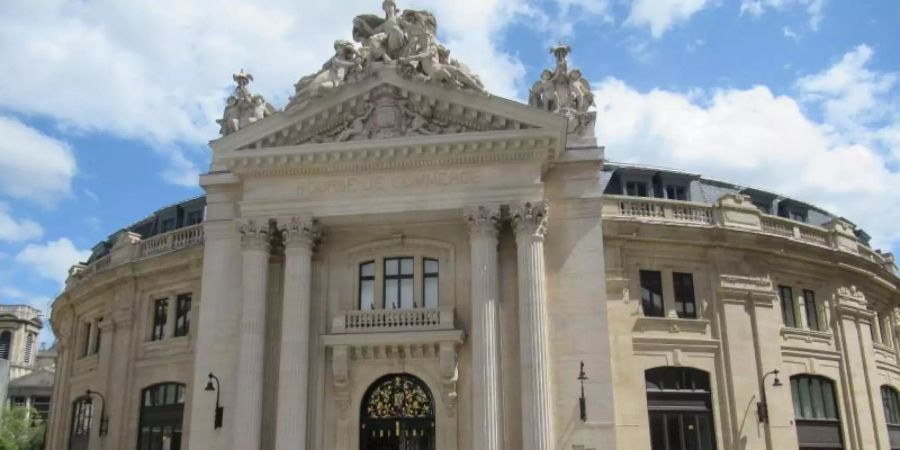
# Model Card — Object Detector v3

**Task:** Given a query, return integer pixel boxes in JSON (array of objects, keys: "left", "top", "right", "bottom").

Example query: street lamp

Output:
[
  {"left": 85, "top": 390, "right": 109, "bottom": 436},
  {"left": 757, "top": 369, "right": 782, "bottom": 424},
  {"left": 578, "top": 361, "right": 588, "bottom": 422},
  {"left": 205, "top": 372, "right": 224, "bottom": 429}
]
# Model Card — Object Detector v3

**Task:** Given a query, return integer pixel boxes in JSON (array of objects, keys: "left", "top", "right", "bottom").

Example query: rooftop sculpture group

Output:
[
  {"left": 289, "top": 0, "right": 485, "bottom": 108},
  {"left": 217, "top": 70, "right": 276, "bottom": 136},
  {"left": 529, "top": 44, "right": 596, "bottom": 140}
]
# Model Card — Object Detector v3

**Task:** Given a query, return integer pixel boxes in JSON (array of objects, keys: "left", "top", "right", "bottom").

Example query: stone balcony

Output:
[
  {"left": 602, "top": 194, "right": 898, "bottom": 274},
  {"left": 66, "top": 223, "right": 205, "bottom": 287},
  {"left": 330, "top": 306, "right": 455, "bottom": 334}
]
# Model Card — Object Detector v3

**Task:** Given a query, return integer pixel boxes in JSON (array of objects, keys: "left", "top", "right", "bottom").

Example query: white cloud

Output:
[
  {"left": 14, "top": 238, "right": 91, "bottom": 285},
  {"left": 592, "top": 73, "right": 900, "bottom": 251},
  {"left": 0, "top": 116, "right": 76, "bottom": 206},
  {"left": 797, "top": 45, "right": 898, "bottom": 132},
  {"left": 783, "top": 26, "right": 800, "bottom": 41},
  {"left": 0, "top": 203, "right": 44, "bottom": 242},
  {"left": 626, "top": 0, "right": 713, "bottom": 38},
  {"left": 739, "top": 0, "right": 826, "bottom": 30},
  {"left": 0, "top": 0, "right": 530, "bottom": 184}
]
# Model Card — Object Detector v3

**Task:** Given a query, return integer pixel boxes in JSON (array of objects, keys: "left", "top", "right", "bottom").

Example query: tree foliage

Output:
[{"left": 0, "top": 406, "right": 46, "bottom": 450}]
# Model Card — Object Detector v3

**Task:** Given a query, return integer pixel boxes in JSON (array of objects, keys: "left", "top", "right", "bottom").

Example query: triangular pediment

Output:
[{"left": 210, "top": 66, "right": 567, "bottom": 154}]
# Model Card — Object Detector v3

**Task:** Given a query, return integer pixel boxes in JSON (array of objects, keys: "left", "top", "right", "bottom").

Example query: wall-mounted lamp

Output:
[
  {"left": 85, "top": 389, "right": 109, "bottom": 436},
  {"left": 205, "top": 372, "right": 224, "bottom": 429},
  {"left": 757, "top": 369, "right": 782, "bottom": 424},
  {"left": 578, "top": 361, "right": 588, "bottom": 422}
]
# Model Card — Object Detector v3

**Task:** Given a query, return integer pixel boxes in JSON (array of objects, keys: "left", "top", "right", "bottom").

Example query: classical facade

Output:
[
  {"left": 45, "top": 3, "right": 900, "bottom": 450},
  {"left": 0, "top": 304, "right": 55, "bottom": 422}
]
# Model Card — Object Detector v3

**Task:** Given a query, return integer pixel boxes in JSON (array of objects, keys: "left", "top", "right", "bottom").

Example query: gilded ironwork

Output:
[{"left": 364, "top": 375, "right": 434, "bottom": 419}]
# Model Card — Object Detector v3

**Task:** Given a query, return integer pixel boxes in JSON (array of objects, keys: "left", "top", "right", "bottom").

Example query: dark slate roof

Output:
[{"left": 86, "top": 196, "right": 207, "bottom": 264}]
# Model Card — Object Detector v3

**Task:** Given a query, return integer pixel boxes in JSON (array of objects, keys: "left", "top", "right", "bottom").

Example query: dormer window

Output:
[
  {"left": 665, "top": 185, "right": 688, "bottom": 201},
  {"left": 626, "top": 181, "right": 649, "bottom": 197}
]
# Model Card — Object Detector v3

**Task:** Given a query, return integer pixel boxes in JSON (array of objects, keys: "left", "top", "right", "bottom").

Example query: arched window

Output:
[
  {"left": 360, "top": 374, "right": 435, "bottom": 450},
  {"left": 645, "top": 367, "right": 716, "bottom": 450},
  {"left": 137, "top": 383, "right": 186, "bottom": 450},
  {"left": 0, "top": 331, "right": 11, "bottom": 360},
  {"left": 790, "top": 375, "right": 843, "bottom": 450},
  {"left": 882, "top": 385, "right": 900, "bottom": 449},
  {"left": 69, "top": 396, "right": 93, "bottom": 450}
]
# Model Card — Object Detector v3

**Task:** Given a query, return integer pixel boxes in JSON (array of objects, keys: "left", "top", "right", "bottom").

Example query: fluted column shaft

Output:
[
  {"left": 233, "top": 220, "right": 271, "bottom": 450},
  {"left": 513, "top": 202, "right": 555, "bottom": 450},
  {"left": 465, "top": 206, "right": 506, "bottom": 450},
  {"left": 275, "top": 218, "right": 317, "bottom": 450}
]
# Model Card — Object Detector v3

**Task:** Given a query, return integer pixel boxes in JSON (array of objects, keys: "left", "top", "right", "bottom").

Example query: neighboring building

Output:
[
  {"left": 45, "top": 4, "right": 900, "bottom": 450},
  {"left": 0, "top": 304, "right": 55, "bottom": 422}
]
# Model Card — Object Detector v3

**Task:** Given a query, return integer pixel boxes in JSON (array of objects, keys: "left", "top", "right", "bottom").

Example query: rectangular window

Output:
[
  {"left": 359, "top": 261, "right": 375, "bottom": 310},
  {"left": 626, "top": 181, "right": 649, "bottom": 197},
  {"left": 82, "top": 322, "right": 92, "bottom": 357},
  {"left": 174, "top": 294, "right": 192, "bottom": 337},
  {"left": 384, "top": 257, "right": 414, "bottom": 309},
  {"left": 423, "top": 259, "right": 439, "bottom": 308},
  {"left": 780, "top": 285, "right": 797, "bottom": 328},
  {"left": 640, "top": 270, "right": 665, "bottom": 317},
  {"left": 673, "top": 273, "right": 697, "bottom": 319},
  {"left": 93, "top": 318, "right": 102, "bottom": 354},
  {"left": 151, "top": 299, "right": 168, "bottom": 341},
  {"left": 160, "top": 218, "right": 176, "bottom": 233},
  {"left": 186, "top": 210, "right": 204, "bottom": 225},
  {"left": 789, "top": 210, "right": 807, "bottom": 223},
  {"left": 24, "top": 333, "right": 34, "bottom": 363},
  {"left": 803, "top": 290, "right": 820, "bottom": 331},
  {"left": 665, "top": 185, "right": 688, "bottom": 201}
]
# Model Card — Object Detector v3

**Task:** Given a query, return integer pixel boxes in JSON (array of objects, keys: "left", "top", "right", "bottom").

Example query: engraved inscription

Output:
[{"left": 297, "top": 169, "right": 482, "bottom": 198}]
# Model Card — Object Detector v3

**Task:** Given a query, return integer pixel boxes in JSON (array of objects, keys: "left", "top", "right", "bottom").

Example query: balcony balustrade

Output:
[{"left": 331, "top": 306, "right": 455, "bottom": 334}]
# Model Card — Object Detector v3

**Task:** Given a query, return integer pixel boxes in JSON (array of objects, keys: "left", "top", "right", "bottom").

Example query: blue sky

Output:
[{"left": 1, "top": 0, "right": 898, "bottom": 346}]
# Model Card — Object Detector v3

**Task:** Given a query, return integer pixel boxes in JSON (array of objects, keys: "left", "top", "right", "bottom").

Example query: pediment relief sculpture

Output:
[
  {"left": 286, "top": 1, "right": 486, "bottom": 112},
  {"left": 529, "top": 44, "right": 596, "bottom": 139},
  {"left": 243, "top": 84, "right": 536, "bottom": 150},
  {"left": 217, "top": 70, "right": 277, "bottom": 136}
]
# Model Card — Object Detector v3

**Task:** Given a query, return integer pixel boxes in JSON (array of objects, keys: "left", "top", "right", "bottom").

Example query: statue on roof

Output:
[
  {"left": 292, "top": 40, "right": 364, "bottom": 103},
  {"left": 217, "top": 70, "right": 276, "bottom": 136},
  {"left": 529, "top": 44, "right": 596, "bottom": 141}
]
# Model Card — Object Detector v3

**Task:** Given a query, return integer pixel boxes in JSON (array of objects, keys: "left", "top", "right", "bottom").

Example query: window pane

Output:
[
  {"left": 385, "top": 279, "right": 399, "bottom": 309},
  {"left": 780, "top": 286, "right": 796, "bottom": 328},
  {"left": 361, "top": 261, "right": 375, "bottom": 277},
  {"left": 640, "top": 270, "right": 664, "bottom": 317},
  {"left": 649, "top": 414, "right": 666, "bottom": 449},
  {"left": 666, "top": 414, "right": 682, "bottom": 449},
  {"left": 400, "top": 278, "right": 414, "bottom": 309},
  {"left": 386, "top": 259, "right": 399, "bottom": 275},
  {"left": 424, "top": 277, "right": 438, "bottom": 308},
  {"left": 673, "top": 273, "right": 697, "bottom": 319},
  {"left": 804, "top": 290, "right": 819, "bottom": 331},
  {"left": 400, "top": 258, "right": 414, "bottom": 275},
  {"left": 360, "top": 280, "right": 375, "bottom": 310},
  {"left": 822, "top": 380, "right": 837, "bottom": 419},
  {"left": 424, "top": 259, "right": 438, "bottom": 274},
  {"left": 810, "top": 377, "right": 825, "bottom": 418}
]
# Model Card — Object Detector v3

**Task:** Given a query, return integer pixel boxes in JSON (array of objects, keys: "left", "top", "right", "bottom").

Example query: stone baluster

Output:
[
  {"left": 274, "top": 217, "right": 318, "bottom": 450},
  {"left": 512, "top": 201, "right": 555, "bottom": 450},
  {"left": 465, "top": 205, "right": 506, "bottom": 450},
  {"left": 232, "top": 219, "right": 271, "bottom": 450}
]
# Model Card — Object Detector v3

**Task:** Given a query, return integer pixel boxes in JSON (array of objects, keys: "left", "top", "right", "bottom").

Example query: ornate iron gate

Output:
[{"left": 360, "top": 374, "right": 436, "bottom": 450}]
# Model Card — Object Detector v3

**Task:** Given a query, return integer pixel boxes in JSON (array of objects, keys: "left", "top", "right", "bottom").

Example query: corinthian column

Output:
[
  {"left": 465, "top": 205, "right": 506, "bottom": 450},
  {"left": 274, "top": 217, "right": 318, "bottom": 450},
  {"left": 233, "top": 219, "right": 271, "bottom": 450},
  {"left": 512, "top": 201, "right": 555, "bottom": 450}
]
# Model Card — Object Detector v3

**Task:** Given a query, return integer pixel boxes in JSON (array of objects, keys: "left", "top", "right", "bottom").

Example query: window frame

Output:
[
  {"left": 383, "top": 257, "right": 415, "bottom": 309},
  {"left": 174, "top": 294, "right": 192, "bottom": 338},
  {"left": 779, "top": 285, "right": 798, "bottom": 328},
  {"left": 640, "top": 270, "right": 665, "bottom": 318},
  {"left": 665, "top": 184, "right": 689, "bottom": 201},
  {"left": 423, "top": 258, "right": 439, "bottom": 309},
  {"left": 151, "top": 298, "right": 168, "bottom": 342},
  {"left": 358, "top": 261, "right": 376, "bottom": 310},
  {"left": 803, "top": 289, "right": 821, "bottom": 331},
  {"left": 673, "top": 272, "right": 698, "bottom": 319}
]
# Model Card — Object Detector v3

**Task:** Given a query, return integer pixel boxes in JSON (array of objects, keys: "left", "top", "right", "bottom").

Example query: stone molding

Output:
[
  {"left": 239, "top": 219, "right": 271, "bottom": 252},
  {"left": 463, "top": 205, "right": 501, "bottom": 238},
  {"left": 511, "top": 201, "right": 549, "bottom": 239}
]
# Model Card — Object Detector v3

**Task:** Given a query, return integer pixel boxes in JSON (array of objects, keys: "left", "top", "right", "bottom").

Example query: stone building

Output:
[
  {"left": 45, "top": 3, "right": 900, "bottom": 450},
  {"left": 0, "top": 304, "right": 55, "bottom": 421}
]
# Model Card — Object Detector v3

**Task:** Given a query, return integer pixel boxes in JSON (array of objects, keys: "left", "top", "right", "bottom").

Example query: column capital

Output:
[
  {"left": 464, "top": 205, "right": 501, "bottom": 239},
  {"left": 277, "top": 217, "right": 320, "bottom": 250},
  {"left": 239, "top": 218, "right": 271, "bottom": 252},
  {"left": 511, "top": 201, "right": 549, "bottom": 239}
]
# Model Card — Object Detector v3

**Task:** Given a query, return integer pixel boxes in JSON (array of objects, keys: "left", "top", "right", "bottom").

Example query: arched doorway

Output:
[
  {"left": 360, "top": 374, "right": 435, "bottom": 450},
  {"left": 137, "top": 383, "right": 186, "bottom": 450},
  {"left": 645, "top": 366, "right": 716, "bottom": 450}
]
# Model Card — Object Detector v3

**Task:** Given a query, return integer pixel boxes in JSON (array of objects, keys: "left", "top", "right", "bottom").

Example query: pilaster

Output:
[
  {"left": 464, "top": 205, "right": 505, "bottom": 450},
  {"left": 511, "top": 201, "right": 555, "bottom": 450}
]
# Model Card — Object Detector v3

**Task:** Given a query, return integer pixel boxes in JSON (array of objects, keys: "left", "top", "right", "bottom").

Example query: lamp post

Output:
[
  {"left": 85, "top": 390, "right": 109, "bottom": 436},
  {"left": 757, "top": 369, "right": 783, "bottom": 424},
  {"left": 205, "top": 372, "right": 224, "bottom": 429},
  {"left": 578, "top": 361, "right": 588, "bottom": 422}
]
